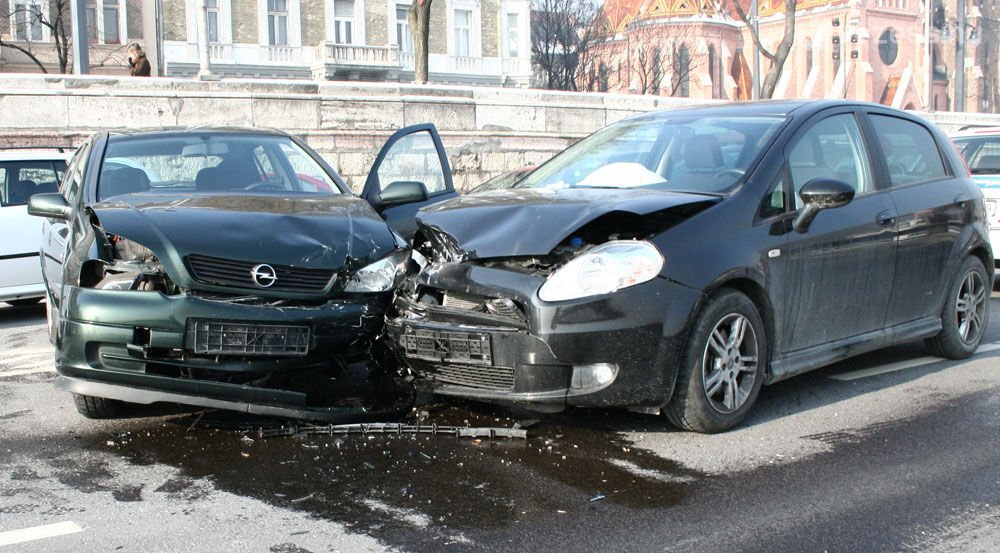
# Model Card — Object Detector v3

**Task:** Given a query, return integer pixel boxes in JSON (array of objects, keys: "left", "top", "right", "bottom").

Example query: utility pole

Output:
[
  {"left": 955, "top": 0, "right": 966, "bottom": 111},
  {"left": 925, "top": 0, "right": 933, "bottom": 110},
  {"left": 751, "top": 0, "right": 760, "bottom": 100},
  {"left": 70, "top": 0, "right": 89, "bottom": 74}
]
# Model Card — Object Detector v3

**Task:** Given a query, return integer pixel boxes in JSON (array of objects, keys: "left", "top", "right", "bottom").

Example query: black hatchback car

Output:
[
  {"left": 29, "top": 125, "right": 456, "bottom": 421},
  {"left": 387, "top": 100, "right": 992, "bottom": 433}
]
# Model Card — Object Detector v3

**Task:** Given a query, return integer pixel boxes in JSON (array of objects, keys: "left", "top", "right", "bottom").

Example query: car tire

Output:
[
  {"left": 925, "top": 256, "right": 990, "bottom": 359},
  {"left": 6, "top": 297, "right": 42, "bottom": 307},
  {"left": 665, "top": 289, "right": 767, "bottom": 434},
  {"left": 73, "top": 393, "right": 122, "bottom": 419}
]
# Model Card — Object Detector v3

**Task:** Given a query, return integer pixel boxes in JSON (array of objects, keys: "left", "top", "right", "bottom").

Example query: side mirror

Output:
[
  {"left": 378, "top": 181, "right": 428, "bottom": 208},
  {"left": 28, "top": 193, "right": 72, "bottom": 221},
  {"left": 793, "top": 178, "right": 855, "bottom": 233}
]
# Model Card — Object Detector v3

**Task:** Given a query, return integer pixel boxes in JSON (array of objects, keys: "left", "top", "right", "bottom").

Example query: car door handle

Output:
[{"left": 876, "top": 210, "right": 896, "bottom": 227}]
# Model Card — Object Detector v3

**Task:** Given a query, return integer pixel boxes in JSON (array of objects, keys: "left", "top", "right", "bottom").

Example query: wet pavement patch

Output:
[{"left": 77, "top": 402, "right": 703, "bottom": 548}]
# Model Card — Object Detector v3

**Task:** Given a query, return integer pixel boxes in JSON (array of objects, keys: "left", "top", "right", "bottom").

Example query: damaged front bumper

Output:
[
  {"left": 55, "top": 286, "right": 404, "bottom": 421},
  {"left": 386, "top": 262, "right": 703, "bottom": 410}
]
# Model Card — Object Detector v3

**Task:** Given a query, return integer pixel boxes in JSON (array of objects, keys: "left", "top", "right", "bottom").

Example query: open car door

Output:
[{"left": 361, "top": 124, "right": 458, "bottom": 240}]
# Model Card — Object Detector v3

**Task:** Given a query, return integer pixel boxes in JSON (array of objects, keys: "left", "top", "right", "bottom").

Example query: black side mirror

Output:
[
  {"left": 378, "top": 181, "right": 428, "bottom": 208},
  {"left": 793, "top": 178, "right": 855, "bottom": 233},
  {"left": 27, "top": 193, "right": 72, "bottom": 221}
]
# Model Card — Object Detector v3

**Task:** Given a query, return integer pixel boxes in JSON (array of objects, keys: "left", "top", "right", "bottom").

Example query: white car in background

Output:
[
  {"left": 952, "top": 127, "right": 1000, "bottom": 265},
  {"left": 0, "top": 148, "right": 70, "bottom": 306}
]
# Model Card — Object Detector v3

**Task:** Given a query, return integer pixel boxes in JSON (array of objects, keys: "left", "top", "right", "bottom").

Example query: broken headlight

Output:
[
  {"left": 343, "top": 250, "right": 410, "bottom": 293},
  {"left": 538, "top": 240, "right": 663, "bottom": 302},
  {"left": 97, "top": 236, "right": 165, "bottom": 291}
]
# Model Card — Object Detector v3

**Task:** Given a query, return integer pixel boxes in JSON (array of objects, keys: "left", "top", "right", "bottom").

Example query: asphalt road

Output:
[{"left": 1, "top": 297, "right": 998, "bottom": 552}]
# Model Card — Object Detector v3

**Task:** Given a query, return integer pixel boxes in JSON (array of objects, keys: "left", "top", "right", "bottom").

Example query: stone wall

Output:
[{"left": 0, "top": 74, "right": 997, "bottom": 192}]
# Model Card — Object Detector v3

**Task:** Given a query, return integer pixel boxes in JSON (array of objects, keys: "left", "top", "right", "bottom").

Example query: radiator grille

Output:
[
  {"left": 187, "top": 254, "right": 334, "bottom": 294},
  {"left": 423, "top": 363, "right": 515, "bottom": 392},
  {"left": 189, "top": 321, "right": 310, "bottom": 356}
]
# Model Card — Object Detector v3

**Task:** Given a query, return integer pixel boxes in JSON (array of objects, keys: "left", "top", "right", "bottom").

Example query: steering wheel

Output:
[{"left": 244, "top": 181, "right": 284, "bottom": 191}]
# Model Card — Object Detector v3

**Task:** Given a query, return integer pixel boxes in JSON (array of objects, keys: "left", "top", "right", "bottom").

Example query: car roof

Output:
[
  {"left": 625, "top": 99, "right": 908, "bottom": 123},
  {"left": 951, "top": 127, "right": 1000, "bottom": 139},
  {"left": 106, "top": 126, "right": 292, "bottom": 142},
  {"left": 0, "top": 150, "right": 72, "bottom": 162}
]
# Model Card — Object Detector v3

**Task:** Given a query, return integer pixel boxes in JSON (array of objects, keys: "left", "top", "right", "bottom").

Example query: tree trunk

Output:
[{"left": 408, "top": 0, "right": 433, "bottom": 84}]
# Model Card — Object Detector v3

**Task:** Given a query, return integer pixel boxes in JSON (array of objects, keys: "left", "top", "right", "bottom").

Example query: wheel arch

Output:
[{"left": 705, "top": 277, "right": 776, "bottom": 370}]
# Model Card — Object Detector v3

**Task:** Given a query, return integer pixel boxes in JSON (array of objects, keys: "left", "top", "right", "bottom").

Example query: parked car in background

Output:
[
  {"left": 952, "top": 127, "right": 1000, "bottom": 265},
  {"left": 388, "top": 100, "right": 991, "bottom": 433},
  {"left": 30, "top": 125, "right": 456, "bottom": 420},
  {"left": 0, "top": 148, "right": 70, "bottom": 306}
]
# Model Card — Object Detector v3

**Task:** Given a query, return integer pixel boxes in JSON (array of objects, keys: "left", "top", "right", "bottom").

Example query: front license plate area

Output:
[
  {"left": 189, "top": 321, "right": 310, "bottom": 356},
  {"left": 401, "top": 329, "right": 493, "bottom": 366}
]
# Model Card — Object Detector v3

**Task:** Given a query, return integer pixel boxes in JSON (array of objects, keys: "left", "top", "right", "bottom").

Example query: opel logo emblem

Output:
[{"left": 251, "top": 264, "right": 277, "bottom": 288}]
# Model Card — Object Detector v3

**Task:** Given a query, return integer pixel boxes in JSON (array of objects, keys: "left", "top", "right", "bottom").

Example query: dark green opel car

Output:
[{"left": 29, "top": 125, "right": 456, "bottom": 420}]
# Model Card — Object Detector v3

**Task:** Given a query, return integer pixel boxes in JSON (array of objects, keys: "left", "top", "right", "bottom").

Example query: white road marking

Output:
[
  {"left": 829, "top": 341, "right": 1000, "bottom": 381},
  {"left": 0, "top": 521, "right": 83, "bottom": 547}
]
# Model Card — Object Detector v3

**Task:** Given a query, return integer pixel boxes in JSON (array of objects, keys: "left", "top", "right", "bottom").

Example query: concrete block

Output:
[
  {"left": 545, "top": 106, "right": 606, "bottom": 134},
  {"left": 321, "top": 99, "right": 405, "bottom": 130},
  {"left": 0, "top": 95, "right": 70, "bottom": 128},
  {"left": 403, "top": 100, "right": 476, "bottom": 130},
  {"left": 475, "top": 103, "right": 545, "bottom": 132},
  {"left": 252, "top": 97, "right": 320, "bottom": 130}
]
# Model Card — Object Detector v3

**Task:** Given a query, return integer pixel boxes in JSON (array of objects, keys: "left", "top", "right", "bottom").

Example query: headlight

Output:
[
  {"left": 538, "top": 241, "right": 663, "bottom": 302},
  {"left": 343, "top": 250, "right": 410, "bottom": 293},
  {"left": 97, "top": 236, "right": 164, "bottom": 291}
]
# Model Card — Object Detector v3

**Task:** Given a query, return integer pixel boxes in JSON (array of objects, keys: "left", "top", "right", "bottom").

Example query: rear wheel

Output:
[
  {"left": 665, "top": 289, "right": 766, "bottom": 434},
  {"left": 73, "top": 393, "right": 122, "bottom": 419},
  {"left": 925, "top": 256, "right": 989, "bottom": 359}
]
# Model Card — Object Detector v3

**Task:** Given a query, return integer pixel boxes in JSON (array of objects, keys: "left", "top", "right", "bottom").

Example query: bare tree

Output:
[
  {"left": 978, "top": 1, "right": 1000, "bottom": 112},
  {"left": 726, "top": 0, "right": 796, "bottom": 99},
  {"left": 625, "top": 23, "right": 705, "bottom": 96},
  {"left": 0, "top": 0, "right": 72, "bottom": 73},
  {"left": 408, "top": 0, "right": 433, "bottom": 84},
  {"left": 532, "top": 0, "right": 599, "bottom": 91}
]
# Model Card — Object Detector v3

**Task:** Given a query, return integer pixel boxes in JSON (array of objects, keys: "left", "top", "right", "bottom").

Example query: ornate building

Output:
[{"left": 584, "top": 0, "right": 992, "bottom": 112}]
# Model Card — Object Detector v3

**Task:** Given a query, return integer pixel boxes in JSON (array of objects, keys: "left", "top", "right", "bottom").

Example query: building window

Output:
[
  {"left": 268, "top": 0, "right": 288, "bottom": 45},
  {"left": 396, "top": 5, "right": 413, "bottom": 53},
  {"left": 86, "top": 1, "right": 123, "bottom": 45},
  {"left": 206, "top": 0, "right": 220, "bottom": 43},
  {"left": 454, "top": 9, "right": 471, "bottom": 56},
  {"left": 674, "top": 43, "right": 690, "bottom": 97},
  {"left": 878, "top": 28, "right": 898, "bottom": 65},
  {"left": 805, "top": 37, "right": 813, "bottom": 75},
  {"left": 333, "top": 0, "right": 354, "bottom": 44},
  {"left": 12, "top": 0, "right": 46, "bottom": 41},
  {"left": 505, "top": 13, "right": 519, "bottom": 57}
]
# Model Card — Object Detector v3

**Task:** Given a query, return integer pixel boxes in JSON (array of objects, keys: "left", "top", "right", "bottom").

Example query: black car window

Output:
[
  {"left": 869, "top": 114, "right": 948, "bottom": 187},
  {"left": 759, "top": 173, "right": 787, "bottom": 219},
  {"left": 62, "top": 139, "right": 92, "bottom": 204},
  {"left": 788, "top": 113, "right": 871, "bottom": 209},
  {"left": 0, "top": 161, "right": 66, "bottom": 206},
  {"left": 954, "top": 136, "right": 1000, "bottom": 175}
]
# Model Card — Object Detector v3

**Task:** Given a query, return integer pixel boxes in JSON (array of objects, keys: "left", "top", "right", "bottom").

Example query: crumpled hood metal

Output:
[
  {"left": 93, "top": 193, "right": 399, "bottom": 272},
  {"left": 415, "top": 188, "right": 720, "bottom": 259}
]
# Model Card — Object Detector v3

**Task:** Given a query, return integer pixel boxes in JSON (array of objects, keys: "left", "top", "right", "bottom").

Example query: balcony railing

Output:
[
  {"left": 451, "top": 56, "right": 482, "bottom": 73},
  {"left": 319, "top": 43, "right": 400, "bottom": 67},
  {"left": 185, "top": 42, "right": 233, "bottom": 62},
  {"left": 501, "top": 57, "right": 530, "bottom": 76},
  {"left": 261, "top": 45, "right": 299, "bottom": 64},
  {"left": 399, "top": 51, "right": 415, "bottom": 70}
]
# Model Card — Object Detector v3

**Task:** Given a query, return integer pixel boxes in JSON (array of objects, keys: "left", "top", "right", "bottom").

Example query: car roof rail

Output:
[{"left": 0, "top": 145, "right": 71, "bottom": 153}]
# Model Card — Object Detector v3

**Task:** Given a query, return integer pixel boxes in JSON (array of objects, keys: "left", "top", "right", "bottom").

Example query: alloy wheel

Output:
[
  {"left": 701, "top": 313, "right": 759, "bottom": 414},
  {"left": 956, "top": 270, "right": 987, "bottom": 344}
]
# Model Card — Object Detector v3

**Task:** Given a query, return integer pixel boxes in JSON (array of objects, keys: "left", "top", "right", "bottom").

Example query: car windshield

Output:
[
  {"left": 515, "top": 114, "right": 786, "bottom": 194},
  {"left": 953, "top": 136, "right": 1000, "bottom": 175},
  {"left": 98, "top": 134, "right": 340, "bottom": 201}
]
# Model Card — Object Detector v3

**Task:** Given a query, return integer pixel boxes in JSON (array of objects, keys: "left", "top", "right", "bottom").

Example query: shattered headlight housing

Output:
[
  {"left": 97, "top": 236, "right": 165, "bottom": 291},
  {"left": 538, "top": 241, "right": 663, "bottom": 302},
  {"left": 343, "top": 250, "right": 410, "bottom": 293}
]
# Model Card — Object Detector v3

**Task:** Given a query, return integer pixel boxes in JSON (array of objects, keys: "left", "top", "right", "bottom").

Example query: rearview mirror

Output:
[
  {"left": 378, "top": 181, "right": 428, "bottom": 207},
  {"left": 28, "top": 193, "right": 72, "bottom": 221},
  {"left": 793, "top": 178, "right": 855, "bottom": 233}
]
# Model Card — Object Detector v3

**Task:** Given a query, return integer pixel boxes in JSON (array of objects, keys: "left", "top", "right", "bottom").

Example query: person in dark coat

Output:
[{"left": 127, "top": 42, "right": 151, "bottom": 77}]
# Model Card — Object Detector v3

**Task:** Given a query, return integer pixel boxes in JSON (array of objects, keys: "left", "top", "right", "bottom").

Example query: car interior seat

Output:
[
  {"left": 8, "top": 180, "right": 38, "bottom": 205},
  {"left": 100, "top": 167, "right": 150, "bottom": 199}
]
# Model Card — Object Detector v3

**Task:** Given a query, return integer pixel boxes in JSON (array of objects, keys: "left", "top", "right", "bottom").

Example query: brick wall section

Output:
[
  {"left": 480, "top": 0, "right": 498, "bottom": 58},
  {"left": 300, "top": 0, "right": 326, "bottom": 46},
  {"left": 428, "top": 0, "right": 447, "bottom": 55},
  {"left": 0, "top": 76, "right": 996, "bottom": 192},
  {"left": 366, "top": 0, "right": 388, "bottom": 46},
  {"left": 161, "top": 0, "right": 186, "bottom": 41},
  {"left": 126, "top": 0, "right": 144, "bottom": 40},
  {"left": 232, "top": 0, "right": 259, "bottom": 44}
]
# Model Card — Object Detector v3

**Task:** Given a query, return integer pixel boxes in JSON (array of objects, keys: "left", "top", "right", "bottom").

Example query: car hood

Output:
[
  {"left": 415, "top": 188, "right": 720, "bottom": 259},
  {"left": 93, "top": 193, "right": 400, "bottom": 271}
]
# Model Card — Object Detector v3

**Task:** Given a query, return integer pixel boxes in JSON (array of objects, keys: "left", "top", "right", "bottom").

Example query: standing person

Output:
[{"left": 126, "top": 42, "right": 151, "bottom": 77}]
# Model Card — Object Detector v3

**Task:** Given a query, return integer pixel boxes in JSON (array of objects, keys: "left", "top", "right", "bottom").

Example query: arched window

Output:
[
  {"left": 674, "top": 43, "right": 690, "bottom": 97},
  {"left": 805, "top": 37, "right": 813, "bottom": 76},
  {"left": 708, "top": 44, "right": 717, "bottom": 98}
]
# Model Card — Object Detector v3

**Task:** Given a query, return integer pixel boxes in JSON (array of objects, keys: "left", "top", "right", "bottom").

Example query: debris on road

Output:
[{"left": 257, "top": 422, "right": 528, "bottom": 440}]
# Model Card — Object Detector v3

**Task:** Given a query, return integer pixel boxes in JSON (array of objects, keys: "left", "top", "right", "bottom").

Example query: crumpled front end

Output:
[{"left": 386, "top": 245, "right": 704, "bottom": 411}]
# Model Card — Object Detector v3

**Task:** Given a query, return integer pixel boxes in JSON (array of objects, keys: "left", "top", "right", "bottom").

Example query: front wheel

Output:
[
  {"left": 665, "top": 289, "right": 767, "bottom": 434},
  {"left": 73, "top": 393, "right": 123, "bottom": 419},
  {"left": 925, "top": 256, "right": 990, "bottom": 359}
]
